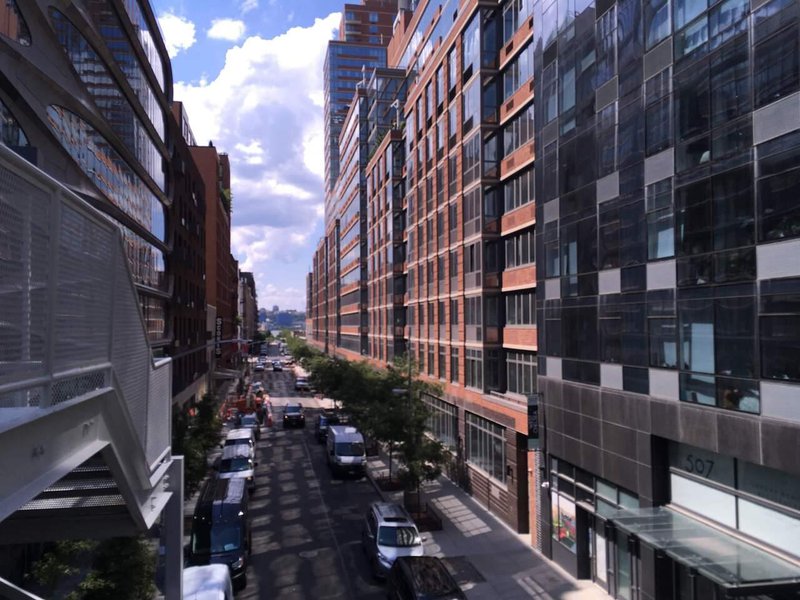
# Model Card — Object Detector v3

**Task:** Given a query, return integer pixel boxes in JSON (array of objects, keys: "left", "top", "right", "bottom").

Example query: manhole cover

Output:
[{"left": 298, "top": 550, "right": 320, "bottom": 558}]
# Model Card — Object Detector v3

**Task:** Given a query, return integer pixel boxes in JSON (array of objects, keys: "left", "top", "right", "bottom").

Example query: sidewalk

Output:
[{"left": 365, "top": 453, "right": 611, "bottom": 600}]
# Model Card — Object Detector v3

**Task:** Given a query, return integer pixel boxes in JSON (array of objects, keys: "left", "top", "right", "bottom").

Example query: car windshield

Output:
[
  {"left": 410, "top": 562, "right": 461, "bottom": 594},
  {"left": 241, "top": 416, "right": 257, "bottom": 426},
  {"left": 378, "top": 526, "right": 420, "bottom": 547},
  {"left": 335, "top": 442, "right": 364, "bottom": 456},
  {"left": 285, "top": 405, "right": 302, "bottom": 415},
  {"left": 219, "top": 458, "right": 252, "bottom": 472},
  {"left": 191, "top": 525, "right": 242, "bottom": 554}
]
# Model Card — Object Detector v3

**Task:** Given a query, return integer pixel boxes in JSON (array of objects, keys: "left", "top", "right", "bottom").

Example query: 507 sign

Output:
[{"left": 682, "top": 454, "right": 715, "bottom": 479}]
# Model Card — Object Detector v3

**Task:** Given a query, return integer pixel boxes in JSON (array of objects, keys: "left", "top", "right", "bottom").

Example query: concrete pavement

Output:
[{"left": 365, "top": 452, "right": 611, "bottom": 600}]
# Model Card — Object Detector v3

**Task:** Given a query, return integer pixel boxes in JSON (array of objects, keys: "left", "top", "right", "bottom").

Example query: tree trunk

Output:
[{"left": 388, "top": 441, "right": 394, "bottom": 480}]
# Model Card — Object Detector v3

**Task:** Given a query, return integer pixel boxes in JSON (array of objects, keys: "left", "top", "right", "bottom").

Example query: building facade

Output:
[
  {"left": 310, "top": 0, "right": 539, "bottom": 536},
  {"left": 238, "top": 271, "right": 258, "bottom": 347},
  {"left": 168, "top": 102, "right": 209, "bottom": 406},
  {"left": 531, "top": 0, "right": 800, "bottom": 594},
  {"left": 323, "top": 0, "right": 396, "bottom": 211},
  {"left": 0, "top": 0, "right": 173, "bottom": 349},
  {"left": 191, "top": 144, "right": 239, "bottom": 377}
]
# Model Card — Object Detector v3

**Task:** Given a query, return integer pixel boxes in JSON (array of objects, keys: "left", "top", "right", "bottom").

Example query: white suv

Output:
[{"left": 362, "top": 502, "right": 423, "bottom": 579}]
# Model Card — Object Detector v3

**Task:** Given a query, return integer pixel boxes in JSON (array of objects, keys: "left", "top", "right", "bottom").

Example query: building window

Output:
[
  {"left": 760, "top": 278, "right": 800, "bottom": 382},
  {"left": 450, "top": 347, "right": 460, "bottom": 382},
  {"left": 462, "top": 14, "right": 480, "bottom": 81},
  {"left": 462, "top": 133, "right": 481, "bottom": 188},
  {"left": 507, "top": 351, "right": 536, "bottom": 395},
  {"left": 465, "top": 412, "right": 505, "bottom": 483},
  {"left": 645, "top": 0, "right": 671, "bottom": 49},
  {"left": 438, "top": 346, "right": 446, "bottom": 379},
  {"left": 462, "top": 79, "right": 480, "bottom": 134},
  {"left": 0, "top": 0, "right": 31, "bottom": 45},
  {"left": 505, "top": 291, "right": 536, "bottom": 326},
  {"left": 0, "top": 99, "right": 30, "bottom": 149},
  {"left": 646, "top": 178, "right": 674, "bottom": 260},
  {"left": 503, "top": 105, "right": 535, "bottom": 156},
  {"left": 753, "top": 3, "right": 799, "bottom": 108},
  {"left": 757, "top": 132, "right": 800, "bottom": 243},
  {"left": 465, "top": 348, "right": 483, "bottom": 388},
  {"left": 504, "top": 229, "right": 535, "bottom": 268},
  {"left": 424, "top": 394, "right": 458, "bottom": 450}
]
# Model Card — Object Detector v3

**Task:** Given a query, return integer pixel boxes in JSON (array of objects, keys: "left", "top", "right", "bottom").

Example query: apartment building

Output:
[
  {"left": 168, "top": 102, "right": 209, "bottom": 406},
  {"left": 239, "top": 271, "right": 258, "bottom": 346},
  {"left": 0, "top": 0, "right": 173, "bottom": 348},
  {"left": 532, "top": 0, "right": 800, "bottom": 594},
  {"left": 191, "top": 145, "right": 240, "bottom": 376},
  {"left": 310, "top": 0, "right": 539, "bottom": 535}
]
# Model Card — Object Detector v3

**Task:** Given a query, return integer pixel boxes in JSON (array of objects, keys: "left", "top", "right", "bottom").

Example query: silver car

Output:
[
  {"left": 362, "top": 502, "right": 424, "bottom": 578},
  {"left": 215, "top": 444, "right": 256, "bottom": 492}
]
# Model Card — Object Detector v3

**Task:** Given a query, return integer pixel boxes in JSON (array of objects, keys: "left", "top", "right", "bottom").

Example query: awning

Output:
[{"left": 610, "top": 507, "right": 800, "bottom": 596}]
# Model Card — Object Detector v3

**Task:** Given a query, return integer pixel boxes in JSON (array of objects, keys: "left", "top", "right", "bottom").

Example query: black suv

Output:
[
  {"left": 314, "top": 410, "right": 340, "bottom": 443},
  {"left": 282, "top": 403, "right": 305, "bottom": 428}
]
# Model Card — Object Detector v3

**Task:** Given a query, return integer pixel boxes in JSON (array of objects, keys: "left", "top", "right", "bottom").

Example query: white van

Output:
[
  {"left": 183, "top": 564, "right": 234, "bottom": 599},
  {"left": 326, "top": 425, "right": 366, "bottom": 476}
]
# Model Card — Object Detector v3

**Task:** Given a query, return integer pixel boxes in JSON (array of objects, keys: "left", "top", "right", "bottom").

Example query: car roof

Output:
[
  {"left": 395, "top": 557, "right": 462, "bottom": 597},
  {"left": 183, "top": 564, "right": 231, "bottom": 599},
  {"left": 225, "top": 428, "right": 254, "bottom": 440},
  {"left": 221, "top": 445, "right": 252, "bottom": 459},
  {"left": 372, "top": 502, "right": 413, "bottom": 523}
]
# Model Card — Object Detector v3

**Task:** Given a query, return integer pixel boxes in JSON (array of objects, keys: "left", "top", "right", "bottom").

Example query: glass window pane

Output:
[{"left": 670, "top": 474, "right": 737, "bottom": 527}]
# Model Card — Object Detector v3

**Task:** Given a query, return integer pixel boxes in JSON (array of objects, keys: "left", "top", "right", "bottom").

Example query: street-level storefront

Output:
[{"left": 543, "top": 445, "right": 800, "bottom": 599}]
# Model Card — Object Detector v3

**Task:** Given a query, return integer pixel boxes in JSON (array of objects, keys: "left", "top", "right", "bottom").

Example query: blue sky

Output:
[{"left": 152, "top": 0, "right": 344, "bottom": 311}]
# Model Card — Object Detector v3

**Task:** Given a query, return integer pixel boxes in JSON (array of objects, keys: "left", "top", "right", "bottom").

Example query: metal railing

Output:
[{"left": 0, "top": 143, "right": 170, "bottom": 480}]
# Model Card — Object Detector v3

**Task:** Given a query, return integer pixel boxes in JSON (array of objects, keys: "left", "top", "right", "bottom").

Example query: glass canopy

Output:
[{"left": 610, "top": 507, "right": 800, "bottom": 593}]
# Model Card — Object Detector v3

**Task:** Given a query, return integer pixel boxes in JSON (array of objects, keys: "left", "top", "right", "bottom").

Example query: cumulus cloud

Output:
[
  {"left": 157, "top": 13, "right": 196, "bottom": 58},
  {"left": 240, "top": 0, "right": 258, "bottom": 13},
  {"left": 174, "top": 13, "right": 341, "bottom": 310},
  {"left": 207, "top": 18, "right": 247, "bottom": 42}
]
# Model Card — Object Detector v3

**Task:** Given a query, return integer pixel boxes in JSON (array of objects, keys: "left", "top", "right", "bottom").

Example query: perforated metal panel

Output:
[
  {"left": 146, "top": 360, "right": 171, "bottom": 467},
  {"left": 53, "top": 206, "right": 114, "bottom": 372},
  {"left": 0, "top": 167, "right": 52, "bottom": 387}
]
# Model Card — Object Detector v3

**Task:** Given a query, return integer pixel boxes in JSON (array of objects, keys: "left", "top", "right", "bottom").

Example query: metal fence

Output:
[{"left": 0, "top": 144, "right": 170, "bottom": 471}]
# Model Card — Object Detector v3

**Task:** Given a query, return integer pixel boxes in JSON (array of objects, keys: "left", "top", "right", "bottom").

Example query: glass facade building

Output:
[
  {"left": 0, "top": 1, "right": 173, "bottom": 346},
  {"left": 532, "top": 0, "right": 800, "bottom": 592}
]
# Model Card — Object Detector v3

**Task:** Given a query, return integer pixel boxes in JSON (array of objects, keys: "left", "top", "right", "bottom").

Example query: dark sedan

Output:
[{"left": 282, "top": 403, "right": 305, "bottom": 428}]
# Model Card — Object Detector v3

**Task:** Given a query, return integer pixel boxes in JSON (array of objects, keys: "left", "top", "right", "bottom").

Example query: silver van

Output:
[
  {"left": 361, "top": 502, "right": 424, "bottom": 579},
  {"left": 222, "top": 428, "right": 255, "bottom": 457}
]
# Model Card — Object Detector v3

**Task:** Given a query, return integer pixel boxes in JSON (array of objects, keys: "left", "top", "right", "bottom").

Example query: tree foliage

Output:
[
  {"left": 29, "top": 537, "right": 155, "bottom": 600},
  {"left": 172, "top": 393, "right": 222, "bottom": 495}
]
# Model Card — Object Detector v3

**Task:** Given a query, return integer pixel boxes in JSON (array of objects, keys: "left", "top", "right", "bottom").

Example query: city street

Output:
[{"left": 236, "top": 366, "right": 384, "bottom": 599}]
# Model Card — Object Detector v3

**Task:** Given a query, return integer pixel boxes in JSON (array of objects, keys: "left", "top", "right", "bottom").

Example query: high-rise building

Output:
[
  {"left": 323, "top": 0, "right": 396, "bottom": 218},
  {"left": 531, "top": 0, "right": 800, "bottom": 594},
  {"left": 0, "top": 0, "right": 173, "bottom": 348}
]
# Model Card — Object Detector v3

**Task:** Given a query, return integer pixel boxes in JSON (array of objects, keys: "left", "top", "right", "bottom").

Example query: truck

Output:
[{"left": 326, "top": 425, "right": 366, "bottom": 477}]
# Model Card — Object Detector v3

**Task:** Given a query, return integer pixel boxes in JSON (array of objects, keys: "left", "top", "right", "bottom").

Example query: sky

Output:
[{"left": 151, "top": 0, "right": 346, "bottom": 311}]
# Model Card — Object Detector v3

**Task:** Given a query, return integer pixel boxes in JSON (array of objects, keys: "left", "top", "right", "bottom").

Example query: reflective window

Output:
[
  {"left": 645, "top": 0, "right": 671, "bottom": 49},
  {"left": 0, "top": 98, "right": 29, "bottom": 148},
  {"left": 140, "top": 294, "right": 167, "bottom": 342},
  {"left": 85, "top": 0, "right": 166, "bottom": 142},
  {"left": 506, "top": 351, "right": 536, "bottom": 394},
  {"left": 120, "top": 0, "right": 167, "bottom": 91},
  {"left": 0, "top": 0, "right": 31, "bottom": 45},
  {"left": 465, "top": 348, "right": 483, "bottom": 388},
  {"left": 122, "top": 225, "right": 166, "bottom": 290},
  {"left": 423, "top": 394, "right": 458, "bottom": 450},
  {"left": 465, "top": 412, "right": 505, "bottom": 482},
  {"left": 46, "top": 105, "right": 166, "bottom": 243},
  {"left": 505, "top": 291, "right": 536, "bottom": 326},
  {"left": 50, "top": 10, "right": 165, "bottom": 191}
]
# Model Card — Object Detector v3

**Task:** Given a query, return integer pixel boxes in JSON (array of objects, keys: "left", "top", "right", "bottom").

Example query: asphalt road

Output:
[{"left": 236, "top": 367, "right": 385, "bottom": 599}]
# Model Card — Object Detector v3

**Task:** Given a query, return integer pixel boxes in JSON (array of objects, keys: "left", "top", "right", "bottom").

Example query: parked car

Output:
[
  {"left": 239, "top": 413, "right": 261, "bottom": 440},
  {"left": 282, "top": 403, "right": 305, "bottom": 428},
  {"left": 222, "top": 428, "right": 255, "bottom": 457},
  {"left": 327, "top": 425, "right": 366, "bottom": 477},
  {"left": 254, "top": 363, "right": 264, "bottom": 372},
  {"left": 314, "top": 410, "right": 340, "bottom": 443},
  {"left": 272, "top": 361, "right": 283, "bottom": 372},
  {"left": 362, "top": 502, "right": 424, "bottom": 579},
  {"left": 215, "top": 444, "right": 256, "bottom": 493},
  {"left": 386, "top": 556, "right": 466, "bottom": 600},
  {"left": 294, "top": 376, "right": 310, "bottom": 392}
]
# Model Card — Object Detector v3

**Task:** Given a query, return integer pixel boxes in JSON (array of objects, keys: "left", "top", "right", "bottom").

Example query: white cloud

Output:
[
  {"left": 207, "top": 18, "right": 247, "bottom": 42},
  {"left": 174, "top": 13, "right": 341, "bottom": 310},
  {"left": 157, "top": 12, "right": 196, "bottom": 58},
  {"left": 240, "top": 0, "right": 258, "bottom": 13}
]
